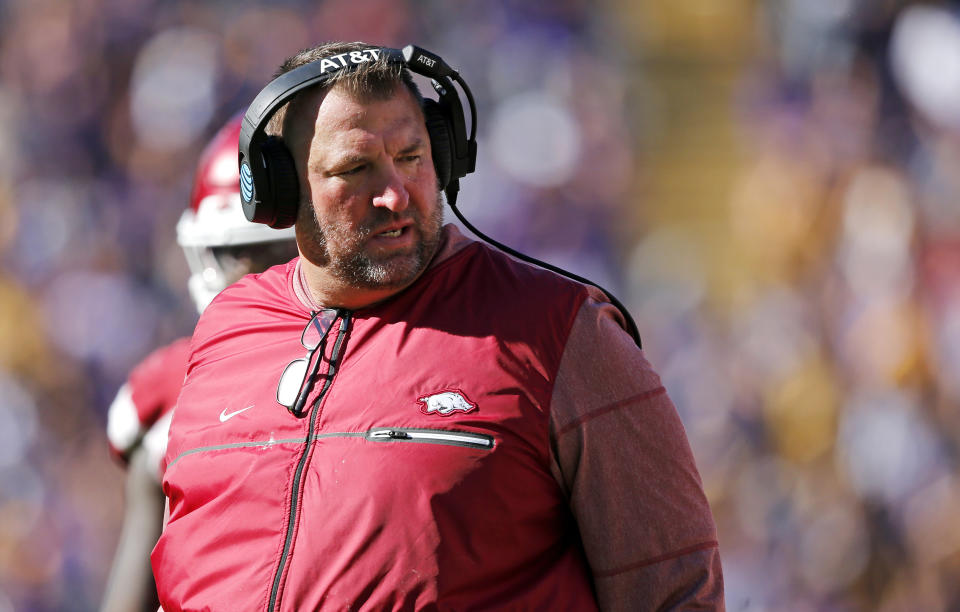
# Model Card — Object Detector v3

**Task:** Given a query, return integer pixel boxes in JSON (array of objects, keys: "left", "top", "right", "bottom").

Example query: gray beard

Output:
[{"left": 311, "top": 194, "right": 444, "bottom": 291}]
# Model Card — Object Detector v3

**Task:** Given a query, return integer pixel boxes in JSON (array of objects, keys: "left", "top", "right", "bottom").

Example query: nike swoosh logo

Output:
[{"left": 219, "top": 405, "right": 254, "bottom": 423}]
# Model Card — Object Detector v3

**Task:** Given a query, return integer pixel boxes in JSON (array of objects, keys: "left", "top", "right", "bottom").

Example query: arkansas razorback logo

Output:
[{"left": 417, "top": 390, "right": 477, "bottom": 416}]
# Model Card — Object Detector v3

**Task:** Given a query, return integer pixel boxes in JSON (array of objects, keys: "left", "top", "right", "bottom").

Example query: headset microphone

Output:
[{"left": 239, "top": 44, "right": 641, "bottom": 348}]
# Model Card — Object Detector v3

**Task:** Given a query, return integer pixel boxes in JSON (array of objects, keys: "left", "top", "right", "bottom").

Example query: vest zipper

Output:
[
  {"left": 366, "top": 427, "right": 494, "bottom": 450},
  {"left": 268, "top": 311, "right": 351, "bottom": 612}
]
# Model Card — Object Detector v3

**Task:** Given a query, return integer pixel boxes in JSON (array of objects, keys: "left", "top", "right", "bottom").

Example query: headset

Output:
[{"left": 239, "top": 44, "right": 642, "bottom": 348}]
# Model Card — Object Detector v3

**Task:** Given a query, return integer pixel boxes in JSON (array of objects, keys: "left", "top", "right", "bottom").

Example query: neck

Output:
[{"left": 298, "top": 257, "right": 414, "bottom": 310}]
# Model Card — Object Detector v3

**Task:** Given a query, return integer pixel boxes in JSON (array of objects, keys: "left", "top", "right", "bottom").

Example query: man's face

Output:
[{"left": 289, "top": 83, "right": 443, "bottom": 296}]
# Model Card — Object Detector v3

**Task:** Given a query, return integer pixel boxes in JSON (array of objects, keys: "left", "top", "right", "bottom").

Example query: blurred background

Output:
[{"left": 1, "top": 0, "right": 959, "bottom": 609}]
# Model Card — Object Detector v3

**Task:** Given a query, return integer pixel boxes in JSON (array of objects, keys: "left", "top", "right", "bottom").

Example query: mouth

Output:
[{"left": 371, "top": 222, "right": 412, "bottom": 239}]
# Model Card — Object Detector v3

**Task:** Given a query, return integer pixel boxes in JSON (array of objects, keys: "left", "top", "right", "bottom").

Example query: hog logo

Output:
[{"left": 417, "top": 390, "right": 477, "bottom": 416}]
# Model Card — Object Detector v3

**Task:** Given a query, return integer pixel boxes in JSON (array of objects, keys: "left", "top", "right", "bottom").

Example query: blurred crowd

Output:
[
  {"left": 0, "top": 0, "right": 958, "bottom": 609},
  {"left": 628, "top": 1, "right": 960, "bottom": 609}
]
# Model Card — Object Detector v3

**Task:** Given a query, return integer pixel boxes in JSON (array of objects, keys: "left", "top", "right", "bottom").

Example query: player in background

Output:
[{"left": 99, "top": 114, "right": 298, "bottom": 612}]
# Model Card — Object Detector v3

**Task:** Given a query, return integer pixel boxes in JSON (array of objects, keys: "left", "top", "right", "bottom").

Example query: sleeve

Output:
[
  {"left": 106, "top": 338, "right": 191, "bottom": 464},
  {"left": 142, "top": 411, "right": 174, "bottom": 483},
  {"left": 106, "top": 382, "right": 143, "bottom": 462},
  {"left": 549, "top": 287, "right": 724, "bottom": 611}
]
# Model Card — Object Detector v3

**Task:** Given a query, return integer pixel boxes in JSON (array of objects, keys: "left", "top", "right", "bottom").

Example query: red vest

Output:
[{"left": 154, "top": 242, "right": 599, "bottom": 611}]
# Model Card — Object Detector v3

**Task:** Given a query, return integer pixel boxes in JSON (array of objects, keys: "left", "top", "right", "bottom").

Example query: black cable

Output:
[
  {"left": 442, "top": 63, "right": 641, "bottom": 349},
  {"left": 446, "top": 196, "right": 642, "bottom": 349}
]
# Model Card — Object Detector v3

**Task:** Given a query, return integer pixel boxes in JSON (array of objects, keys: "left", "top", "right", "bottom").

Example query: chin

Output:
[
  {"left": 362, "top": 255, "right": 428, "bottom": 289},
  {"left": 334, "top": 248, "right": 425, "bottom": 291}
]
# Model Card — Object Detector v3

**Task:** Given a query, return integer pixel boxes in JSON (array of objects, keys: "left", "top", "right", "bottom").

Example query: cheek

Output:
[
  {"left": 307, "top": 182, "right": 369, "bottom": 230},
  {"left": 421, "top": 156, "right": 438, "bottom": 186},
  {"left": 411, "top": 163, "right": 439, "bottom": 202},
  {"left": 307, "top": 177, "right": 350, "bottom": 211},
  {"left": 306, "top": 175, "right": 340, "bottom": 202}
]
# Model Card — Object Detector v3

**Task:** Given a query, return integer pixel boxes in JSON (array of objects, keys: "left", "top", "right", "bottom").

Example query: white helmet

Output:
[{"left": 176, "top": 114, "right": 297, "bottom": 312}]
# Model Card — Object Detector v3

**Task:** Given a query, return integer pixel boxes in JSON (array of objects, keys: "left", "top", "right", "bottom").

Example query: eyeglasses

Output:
[{"left": 276, "top": 309, "right": 339, "bottom": 416}]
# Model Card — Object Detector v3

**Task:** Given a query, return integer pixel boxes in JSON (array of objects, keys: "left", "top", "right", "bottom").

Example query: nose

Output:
[{"left": 372, "top": 164, "right": 410, "bottom": 212}]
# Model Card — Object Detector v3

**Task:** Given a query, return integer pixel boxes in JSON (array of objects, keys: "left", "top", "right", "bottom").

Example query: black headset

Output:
[
  {"left": 239, "top": 44, "right": 642, "bottom": 348},
  {"left": 239, "top": 45, "right": 476, "bottom": 229}
]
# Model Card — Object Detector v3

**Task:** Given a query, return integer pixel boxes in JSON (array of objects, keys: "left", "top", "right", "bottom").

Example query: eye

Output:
[
  {"left": 337, "top": 164, "right": 366, "bottom": 176},
  {"left": 398, "top": 154, "right": 421, "bottom": 164}
]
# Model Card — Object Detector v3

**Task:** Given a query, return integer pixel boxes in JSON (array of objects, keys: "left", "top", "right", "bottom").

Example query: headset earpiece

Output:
[
  {"left": 423, "top": 99, "right": 452, "bottom": 190},
  {"left": 259, "top": 136, "right": 300, "bottom": 229}
]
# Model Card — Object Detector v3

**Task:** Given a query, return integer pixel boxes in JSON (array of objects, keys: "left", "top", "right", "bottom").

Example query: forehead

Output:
[{"left": 289, "top": 84, "right": 425, "bottom": 152}]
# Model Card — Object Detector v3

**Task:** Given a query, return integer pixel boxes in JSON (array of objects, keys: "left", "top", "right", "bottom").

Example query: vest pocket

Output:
[{"left": 366, "top": 427, "right": 494, "bottom": 450}]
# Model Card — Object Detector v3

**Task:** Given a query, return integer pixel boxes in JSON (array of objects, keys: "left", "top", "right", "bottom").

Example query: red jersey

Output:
[{"left": 107, "top": 337, "right": 190, "bottom": 465}]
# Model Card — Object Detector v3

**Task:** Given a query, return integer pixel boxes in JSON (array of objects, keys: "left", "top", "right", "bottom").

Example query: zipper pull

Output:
[{"left": 370, "top": 429, "right": 410, "bottom": 440}]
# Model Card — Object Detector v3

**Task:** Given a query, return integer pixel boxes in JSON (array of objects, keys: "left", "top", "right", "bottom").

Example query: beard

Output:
[{"left": 301, "top": 193, "right": 445, "bottom": 291}]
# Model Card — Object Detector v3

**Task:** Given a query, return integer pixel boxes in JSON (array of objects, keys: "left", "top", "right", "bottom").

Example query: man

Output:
[
  {"left": 154, "top": 42, "right": 723, "bottom": 610},
  {"left": 100, "top": 114, "right": 297, "bottom": 612}
]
